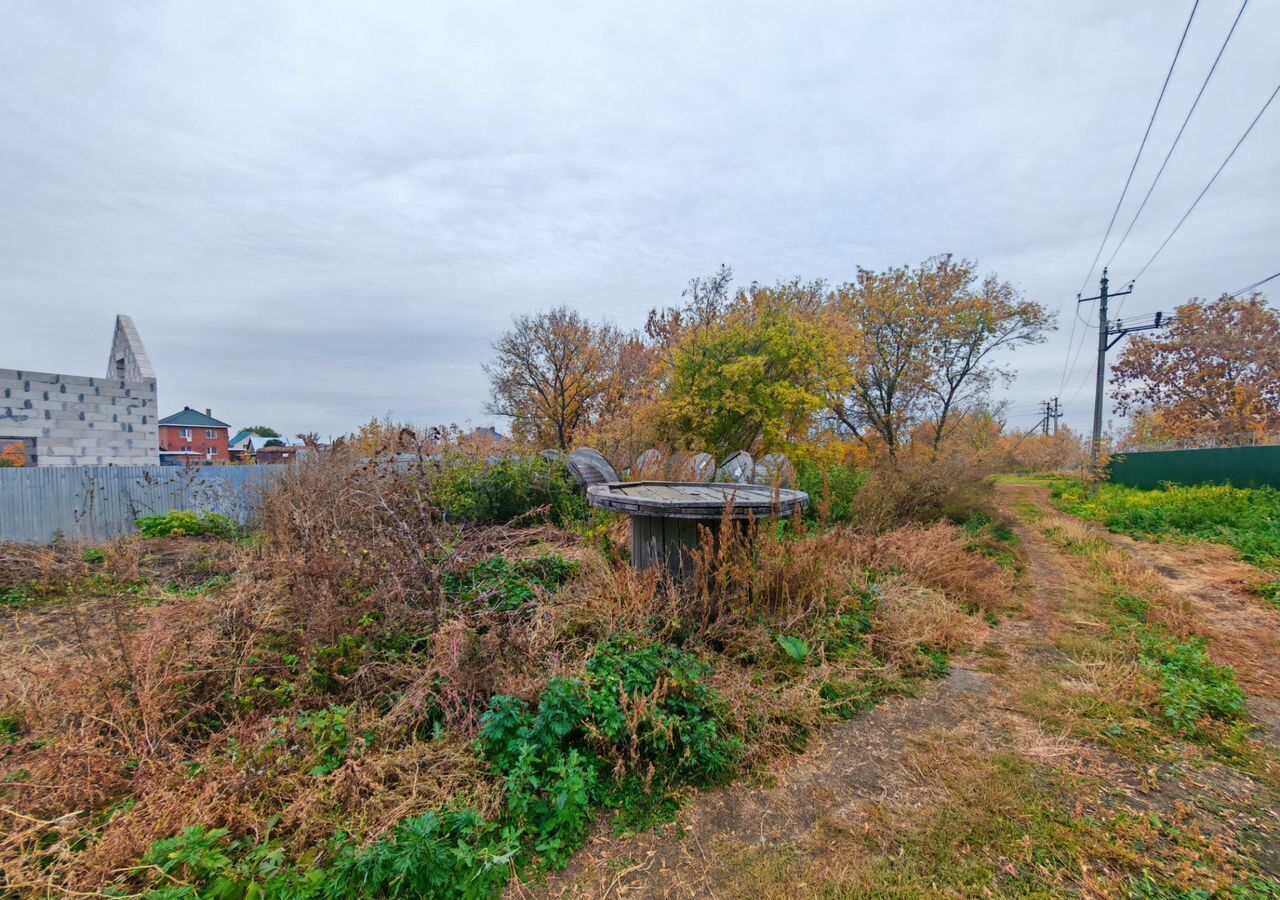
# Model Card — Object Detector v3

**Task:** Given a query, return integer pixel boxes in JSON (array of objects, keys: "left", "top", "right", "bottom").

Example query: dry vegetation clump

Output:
[
  {"left": 0, "top": 449, "right": 1019, "bottom": 897},
  {"left": 0, "top": 542, "right": 92, "bottom": 593},
  {"left": 860, "top": 522, "right": 1016, "bottom": 617},
  {"left": 852, "top": 450, "right": 1000, "bottom": 530}
]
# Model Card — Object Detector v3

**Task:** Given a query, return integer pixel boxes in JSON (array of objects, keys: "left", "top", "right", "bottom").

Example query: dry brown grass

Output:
[
  {"left": 860, "top": 521, "right": 1016, "bottom": 617},
  {"left": 870, "top": 580, "right": 989, "bottom": 671},
  {"left": 0, "top": 452, "right": 1022, "bottom": 896}
]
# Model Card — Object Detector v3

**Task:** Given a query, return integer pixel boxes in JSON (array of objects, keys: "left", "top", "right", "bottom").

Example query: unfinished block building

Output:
[{"left": 0, "top": 315, "right": 159, "bottom": 465}]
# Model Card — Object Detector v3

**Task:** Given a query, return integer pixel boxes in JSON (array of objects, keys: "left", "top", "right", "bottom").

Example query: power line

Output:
[
  {"left": 1059, "top": 0, "right": 1198, "bottom": 395},
  {"left": 1106, "top": 0, "right": 1248, "bottom": 296},
  {"left": 1076, "top": 0, "right": 1200, "bottom": 299},
  {"left": 1127, "top": 80, "right": 1280, "bottom": 284},
  {"left": 1231, "top": 270, "right": 1280, "bottom": 297}
]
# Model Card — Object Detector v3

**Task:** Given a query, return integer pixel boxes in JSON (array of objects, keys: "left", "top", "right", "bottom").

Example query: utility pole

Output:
[
  {"left": 1040, "top": 401, "right": 1052, "bottom": 436},
  {"left": 1078, "top": 267, "right": 1172, "bottom": 475},
  {"left": 1079, "top": 268, "right": 1132, "bottom": 473},
  {"left": 1050, "top": 397, "right": 1062, "bottom": 436}
]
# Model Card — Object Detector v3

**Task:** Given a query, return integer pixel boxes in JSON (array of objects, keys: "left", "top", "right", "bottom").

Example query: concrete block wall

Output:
[{"left": 0, "top": 368, "right": 159, "bottom": 466}]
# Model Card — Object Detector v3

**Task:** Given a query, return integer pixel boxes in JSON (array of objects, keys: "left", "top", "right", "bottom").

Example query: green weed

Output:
[
  {"left": 444, "top": 554, "right": 578, "bottom": 611},
  {"left": 136, "top": 510, "right": 240, "bottom": 540},
  {"left": 432, "top": 455, "right": 588, "bottom": 527},
  {"left": 1139, "top": 634, "right": 1247, "bottom": 739}
]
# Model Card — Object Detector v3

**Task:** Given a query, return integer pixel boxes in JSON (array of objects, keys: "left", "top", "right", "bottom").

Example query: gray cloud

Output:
[{"left": 2, "top": 0, "right": 1277, "bottom": 439}]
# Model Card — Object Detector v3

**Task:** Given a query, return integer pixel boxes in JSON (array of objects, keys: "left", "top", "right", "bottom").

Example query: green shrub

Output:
[
  {"left": 324, "top": 809, "right": 515, "bottom": 899},
  {"left": 476, "top": 639, "right": 741, "bottom": 864},
  {"left": 795, "top": 460, "right": 863, "bottom": 523},
  {"left": 432, "top": 456, "right": 588, "bottom": 527},
  {"left": 136, "top": 510, "right": 239, "bottom": 540}
]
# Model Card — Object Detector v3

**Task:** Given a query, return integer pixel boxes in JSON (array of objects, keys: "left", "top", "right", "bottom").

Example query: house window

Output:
[
  {"left": 205, "top": 429, "right": 217, "bottom": 439},
  {"left": 180, "top": 428, "right": 191, "bottom": 440}
]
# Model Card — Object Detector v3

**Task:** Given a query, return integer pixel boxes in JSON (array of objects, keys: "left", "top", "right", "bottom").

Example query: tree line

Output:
[
  {"left": 484, "top": 255, "right": 1052, "bottom": 461},
  {"left": 484, "top": 255, "right": 1280, "bottom": 462}
]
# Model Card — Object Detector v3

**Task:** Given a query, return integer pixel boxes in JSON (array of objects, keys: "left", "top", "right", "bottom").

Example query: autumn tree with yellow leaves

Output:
[{"left": 660, "top": 281, "right": 848, "bottom": 457}]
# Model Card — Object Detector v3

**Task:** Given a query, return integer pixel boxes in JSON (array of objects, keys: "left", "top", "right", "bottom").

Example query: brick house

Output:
[{"left": 158, "top": 407, "right": 230, "bottom": 464}]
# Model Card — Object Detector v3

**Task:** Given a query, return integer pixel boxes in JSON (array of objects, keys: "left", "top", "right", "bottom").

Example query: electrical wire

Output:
[
  {"left": 1058, "top": 0, "right": 1198, "bottom": 394},
  {"left": 1231, "top": 270, "right": 1280, "bottom": 297},
  {"left": 1107, "top": 0, "right": 1248, "bottom": 315},
  {"left": 1076, "top": 0, "right": 1200, "bottom": 299},
  {"left": 1127, "top": 80, "right": 1280, "bottom": 284}
]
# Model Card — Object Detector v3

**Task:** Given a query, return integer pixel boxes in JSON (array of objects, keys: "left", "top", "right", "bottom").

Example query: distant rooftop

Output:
[
  {"left": 159, "top": 407, "right": 231, "bottom": 428},
  {"left": 229, "top": 429, "right": 283, "bottom": 449}
]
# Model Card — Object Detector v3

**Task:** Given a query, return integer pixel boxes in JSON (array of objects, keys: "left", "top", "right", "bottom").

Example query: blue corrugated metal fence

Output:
[{"left": 0, "top": 465, "right": 285, "bottom": 544}]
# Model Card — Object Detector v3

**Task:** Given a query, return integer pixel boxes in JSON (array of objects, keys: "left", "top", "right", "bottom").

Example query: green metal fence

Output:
[{"left": 1109, "top": 445, "right": 1280, "bottom": 490}]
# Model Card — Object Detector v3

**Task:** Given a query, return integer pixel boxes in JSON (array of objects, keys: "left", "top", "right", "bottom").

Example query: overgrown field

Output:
[
  {"left": 1053, "top": 480, "right": 1280, "bottom": 601},
  {"left": 0, "top": 454, "right": 1015, "bottom": 897}
]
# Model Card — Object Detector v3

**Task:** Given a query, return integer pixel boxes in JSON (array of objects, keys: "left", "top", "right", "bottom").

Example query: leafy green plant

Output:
[
  {"left": 775, "top": 634, "right": 811, "bottom": 664},
  {"left": 136, "top": 510, "right": 240, "bottom": 540},
  {"left": 1, "top": 585, "right": 36, "bottom": 609},
  {"left": 475, "top": 639, "right": 741, "bottom": 866},
  {"left": 432, "top": 455, "right": 589, "bottom": 527},
  {"left": 141, "top": 813, "right": 515, "bottom": 899},
  {"left": 82, "top": 548, "right": 105, "bottom": 564},
  {"left": 444, "top": 555, "right": 578, "bottom": 611},
  {"left": 1139, "top": 634, "right": 1247, "bottom": 737},
  {"left": 295, "top": 705, "right": 357, "bottom": 776},
  {"left": 325, "top": 809, "right": 516, "bottom": 898}
]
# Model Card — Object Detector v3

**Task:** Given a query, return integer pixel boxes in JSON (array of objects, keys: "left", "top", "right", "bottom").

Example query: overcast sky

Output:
[{"left": 2, "top": 1, "right": 1277, "bottom": 440}]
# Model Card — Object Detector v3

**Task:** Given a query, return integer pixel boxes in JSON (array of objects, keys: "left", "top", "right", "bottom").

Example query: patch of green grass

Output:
[
  {"left": 959, "top": 510, "right": 1022, "bottom": 569},
  {"left": 162, "top": 575, "right": 233, "bottom": 599},
  {"left": 1253, "top": 580, "right": 1280, "bottom": 609},
  {"left": 0, "top": 712, "right": 23, "bottom": 744},
  {"left": 1023, "top": 510, "right": 1258, "bottom": 764},
  {"left": 1052, "top": 480, "right": 1280, "bottom": 577},
  {"left": 721, "top": 750, "right": 1279, "bottom": 897}
]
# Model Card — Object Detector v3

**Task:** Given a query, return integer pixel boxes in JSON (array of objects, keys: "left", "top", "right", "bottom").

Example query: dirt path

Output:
[
  {"left": 1103, "top": 531, "right": 1280, "bottom": 696},
  {"left": 524, "top": 483, "right": 1280, "bottom": 898}
]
